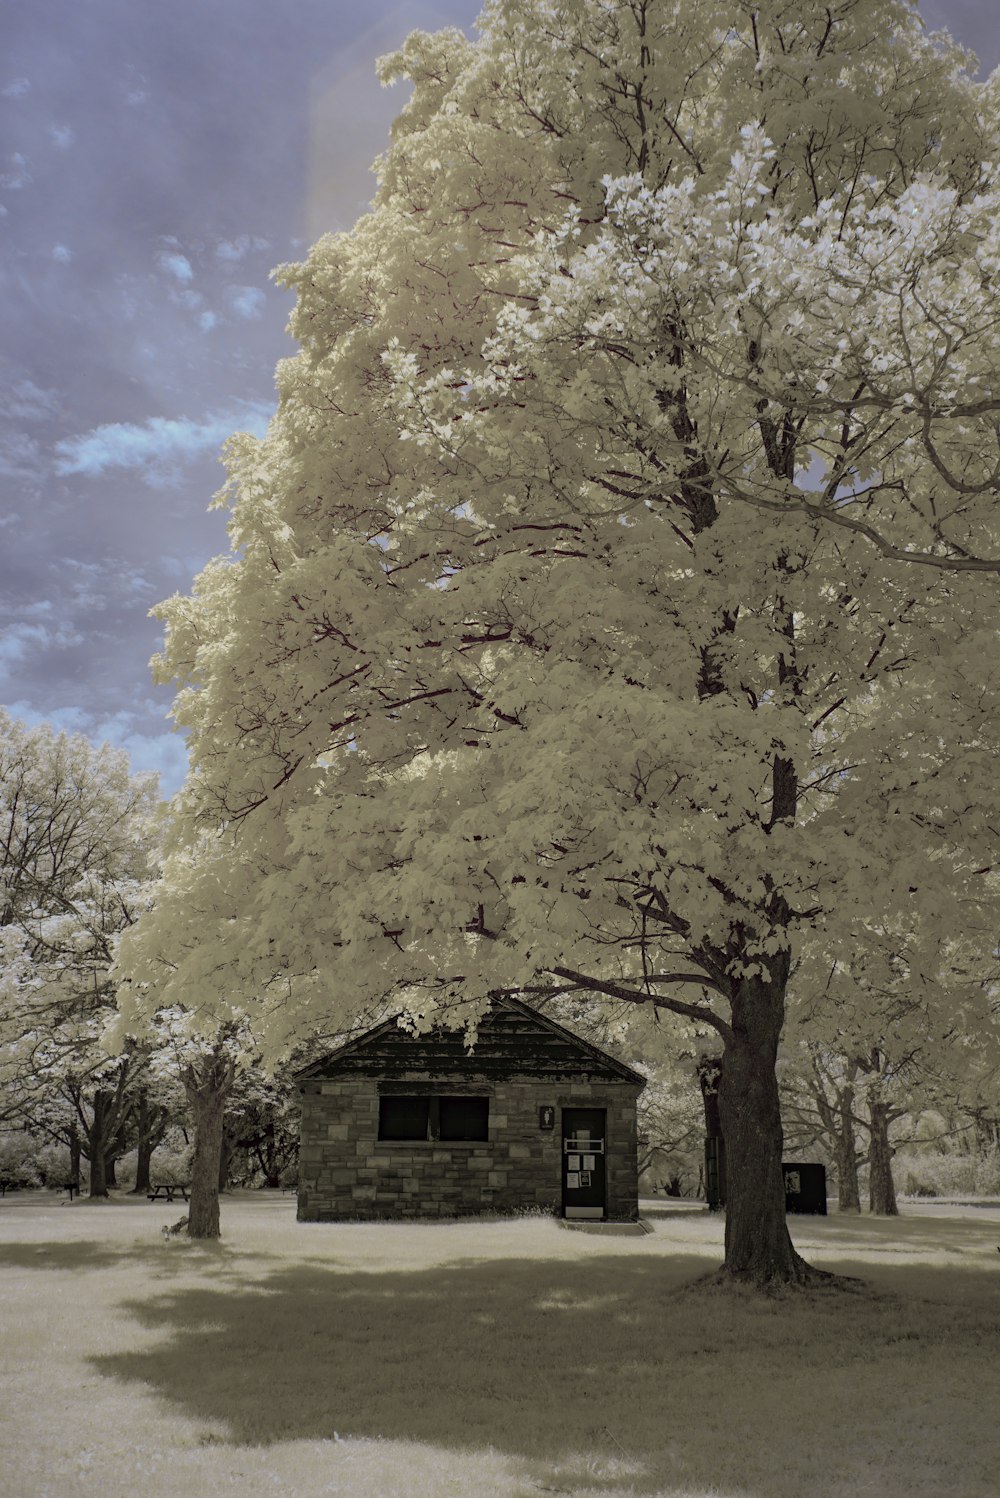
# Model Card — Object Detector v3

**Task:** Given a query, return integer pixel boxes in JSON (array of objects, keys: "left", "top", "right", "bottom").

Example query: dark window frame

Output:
[{"left": 377, "top": 1093, "right": 489, "bottom": 1142}]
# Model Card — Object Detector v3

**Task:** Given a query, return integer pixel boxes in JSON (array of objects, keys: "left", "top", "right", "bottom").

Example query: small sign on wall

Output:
[{"left": 539, "top": 1105, "right": 555, "bottom": 1130}]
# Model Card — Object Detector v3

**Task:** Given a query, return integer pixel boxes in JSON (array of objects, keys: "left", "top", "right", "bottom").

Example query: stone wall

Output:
[{"left": 297, "top": 1074, "right": 640, "bottom": 1222}]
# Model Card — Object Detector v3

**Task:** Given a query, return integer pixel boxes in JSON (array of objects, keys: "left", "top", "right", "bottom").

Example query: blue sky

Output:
[{"left": 1, "top": 0, "right": 996, "bottom": 798}]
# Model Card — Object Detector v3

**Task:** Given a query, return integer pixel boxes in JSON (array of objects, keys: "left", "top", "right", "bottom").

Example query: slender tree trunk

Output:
[
  {"left": 698, "top": 1055, "right": 726, "bottom": 1208},
  {"left": 717, "top": 974, "right": 818, "bottom": 1286},
  {"left": 68, "top": 1125, "right": 82, "bottom": 1187},
  {"left": 183, "top": 1048, "right": 236, "bottom": 1239},
  {"left": 835, "top": 1083, "right": 861, "bottom": 1213},
  {"left": 129, "top": 1090, "right": 162, "bottom": 1194},
  {"left": 261, "top": 1121, "right": 281, "bottom": 1188},
  {"left": 868, "top": 1099, "right": 898, "bottom": 1216},
  {"left": 104, "top": 1153, "right": 119, "bottom": 1188}
]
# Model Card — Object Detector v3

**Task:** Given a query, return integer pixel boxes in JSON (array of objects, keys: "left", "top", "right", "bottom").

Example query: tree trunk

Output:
[
  {"left": 835, "top": 1083, "right": 861, "bottom": 1213},
  {"left": 218, "top": 1129, "right": 235, "bottom": 1193},
  {"left": 260, "top": 1121, "right": 281, "bottom": 1188},
  {"left": 717, "top": 974, "right": 818, "bottom": 1286},
  {"left": 134, "top": 1134, "right": 154, "bottom": 1194},
  {"left": 697, "top": 1055, "right": 726, "bottom": 1209},
  {"left": 86, "top": 1091, "right": 112, "bottom": 1199},
  {"left": 183, "top": 1047, "right": 237, "bottom": 1239},
  {"left": 104, "top": 1153, "right": 119, "bottom": 1188},
  {"left": 868, "top": 1099, "right": 898, "bottom": 1216},
  {"left": 68, "top": 1125, "right": 82, "bottom": 1187},
  {"left": 130, "top": 1089, "right": 163, "bottom": 1194}
]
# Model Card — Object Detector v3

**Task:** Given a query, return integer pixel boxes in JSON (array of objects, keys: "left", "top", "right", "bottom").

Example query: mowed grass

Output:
[{"left": 1, "top": 1194, "right": 998, "bottom": 1498}]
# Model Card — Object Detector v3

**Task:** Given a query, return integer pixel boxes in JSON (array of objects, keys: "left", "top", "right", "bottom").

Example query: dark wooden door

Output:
[{"left": 562, "top": 1108, "right": 607, "bottom": 1219}]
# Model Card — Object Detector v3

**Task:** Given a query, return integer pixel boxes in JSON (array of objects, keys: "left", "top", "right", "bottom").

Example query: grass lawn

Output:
[{"left": 1, "top": 1192, "right": 998, "bottom": 1498}]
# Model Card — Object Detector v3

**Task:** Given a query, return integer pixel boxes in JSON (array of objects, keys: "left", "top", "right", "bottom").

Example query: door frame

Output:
[{"left": 561, "top": 1106, "right": 608, "bottom": 1220}]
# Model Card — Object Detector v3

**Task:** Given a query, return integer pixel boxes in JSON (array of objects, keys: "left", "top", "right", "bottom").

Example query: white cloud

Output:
[
  {"left": 52, "top": 243, "right": 73, "bottom": 263},
  {"left": 49, "top": 125, "right": 75, "bottom": 149},
  {"left": 226, "top": 285, "right": 266, "bottom": 319},
  {"left": 0, "top": 621, "right": 84, "bottom": 672},
  {"left": 2, "top": 79, "right": 30, "bottom": 99},
  {"left": 199, "top": 310, "right": 219, "bottom": 332},
  {"left": 116, "top": 730, "right": 188, "bottom": 795},
  {"left": 124, "top": 88, "right": 148, "bottom": 106},
  {"left": 0, "top": 431, "right": 44, "bottom": 481},
  {"left": 61, "top": 557, "right": 151, "bottom": 611},
  {"left": 216, "top": 234, "right": 269, "bottom": 262},
  {"left": 53, "top": 402, "right": 273, "bottom": 484},
  {"left": 0, "top": 153, "right": 32, "bottom": 190},
  {"left": 6, "top": 379, "right": 60, "bottom": 421},
  {"left": 159, "top": 251, "right": 193, "bottom": 283},
  {"left": 171, "top": 287, "right": 204, "bottom": 310}
]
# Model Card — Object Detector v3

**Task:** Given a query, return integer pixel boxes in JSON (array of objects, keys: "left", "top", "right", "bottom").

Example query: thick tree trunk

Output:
[
  {"left": 868, "top": 1099, "right": 898, "bottom": 1216},
  {"left": 87, "top": 1146, "right": 109, "bottom": 1198},
  {"left": 86, "top": 1091, "right": 112, "bottom": 1199},
  {"left": 717, "top": 975, "right": 818, "bottom": 1286},
  {"left": 218, "top": 1126, "right": 236, "bottom": 1193},
  {"left": 134, "top": 1135, "right": 154, "bottom": 1194},
  {"left": 183, "top": 1048, "right": 236, "bottom": 1239},
  {"left": 835, "top": 1084, "right": 861, "bottom": 1213}
]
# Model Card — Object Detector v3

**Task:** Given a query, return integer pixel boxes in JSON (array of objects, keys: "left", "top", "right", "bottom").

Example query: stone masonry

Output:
[{"left": 298, "top": 1075, "right": 640, "bottom": 1221}]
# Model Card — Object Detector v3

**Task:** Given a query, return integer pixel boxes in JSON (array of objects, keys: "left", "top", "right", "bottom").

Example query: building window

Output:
[
  {"left": 378, "top": 1095, "right": 431, "bottom": 1141},
  {"left": 438, "top": 1095, "right": 489, "bottom": 1141},
  {"left": 377, "top": 1095, "right": 489, "bottom": 1142}
]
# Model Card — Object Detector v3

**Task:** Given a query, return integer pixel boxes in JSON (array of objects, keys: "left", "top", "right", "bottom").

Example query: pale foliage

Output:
[
  {"left": 0, "top": 710, "right": 162, "bottom": 1142},
  {"left": 120, "top": 1, "right": 1000, "bottom": 1070}
]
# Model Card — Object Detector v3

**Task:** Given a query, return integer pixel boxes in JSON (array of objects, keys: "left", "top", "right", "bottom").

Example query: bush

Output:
[
  {"left": 896, "top": 1149, "right": 977, "bottom": 1199},
  {"left": 974, "top": 1147, "right": 1000, "bottom": 1197},
  {"left": 149, "top": 1128, "right": 193, "bottom": 1186},
  {"left": 0, "top": 1131, "right": 42, "bottom": 1188},
  {"left": 114, "top": 1151, "right": 138, "bottom": 1190},
  {"left": 36, "top": 1142, "right": 69, "bottom": 1184}
]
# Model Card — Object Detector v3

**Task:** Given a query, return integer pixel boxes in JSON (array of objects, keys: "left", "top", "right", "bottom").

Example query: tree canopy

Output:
[{"left": 118, "top": 0, "right": 1000, "bottom": 1282}]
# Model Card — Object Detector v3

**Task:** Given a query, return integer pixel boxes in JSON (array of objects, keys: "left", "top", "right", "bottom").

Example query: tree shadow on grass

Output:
[
  {"left": 90, "top": 1251, "right": 1000, "bottom": 1498},
  {"left": 791, "top": 1208, "right": 1000, "bottom": 1263},
  {"left": 0, "top": 1237, "right": 252, "bottom": 1275}
]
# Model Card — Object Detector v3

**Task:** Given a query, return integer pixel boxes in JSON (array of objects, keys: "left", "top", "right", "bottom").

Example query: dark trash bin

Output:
[{"left": 782, "top": 1161, "right": 827, "bottom": 1215}]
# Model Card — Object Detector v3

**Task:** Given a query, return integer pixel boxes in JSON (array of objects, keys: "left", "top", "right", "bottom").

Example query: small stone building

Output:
[{"left": 295, "top": 997, "right": 645, "bottom": 1222}]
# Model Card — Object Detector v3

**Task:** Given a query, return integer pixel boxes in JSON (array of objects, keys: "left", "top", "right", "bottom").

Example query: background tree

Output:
[
  {"left": 780, "top": 1047, "right": 863, "bottom": 1211},
  {"left": 0, "top": 711, "right": 161, "bottom": 1197},
  {"left": 118, "top": 0, "right": 1000, "bottom": 1286},
  {"left": 220, "top": 1068, "right": 299, "bottom": 1189}
]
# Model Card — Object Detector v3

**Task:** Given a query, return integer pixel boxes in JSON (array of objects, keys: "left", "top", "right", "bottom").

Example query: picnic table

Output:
[{"left": 148, "top": 1182, "right": 190, "bottom": 1203}]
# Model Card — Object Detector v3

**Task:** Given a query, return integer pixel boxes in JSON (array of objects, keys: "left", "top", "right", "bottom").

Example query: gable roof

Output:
[{"left": 295, "top": 996, "right": 646, "bottom": 1086}]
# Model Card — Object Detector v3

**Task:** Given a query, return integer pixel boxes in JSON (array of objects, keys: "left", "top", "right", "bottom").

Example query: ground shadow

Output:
[
  {"left": 0, "top": 1236, "right": 255, "bottom": 1275},
  {"left": 90, "top": 1250, "right": 1000, "bottom": 1497},
  {"left": 791, "top": 1209, "right": 1000, "bottom": 1262}
]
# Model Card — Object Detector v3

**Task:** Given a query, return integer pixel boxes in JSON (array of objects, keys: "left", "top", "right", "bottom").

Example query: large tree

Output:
[{"left": 118, "top": 0, "right": 1000, "bottom": 1284}]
